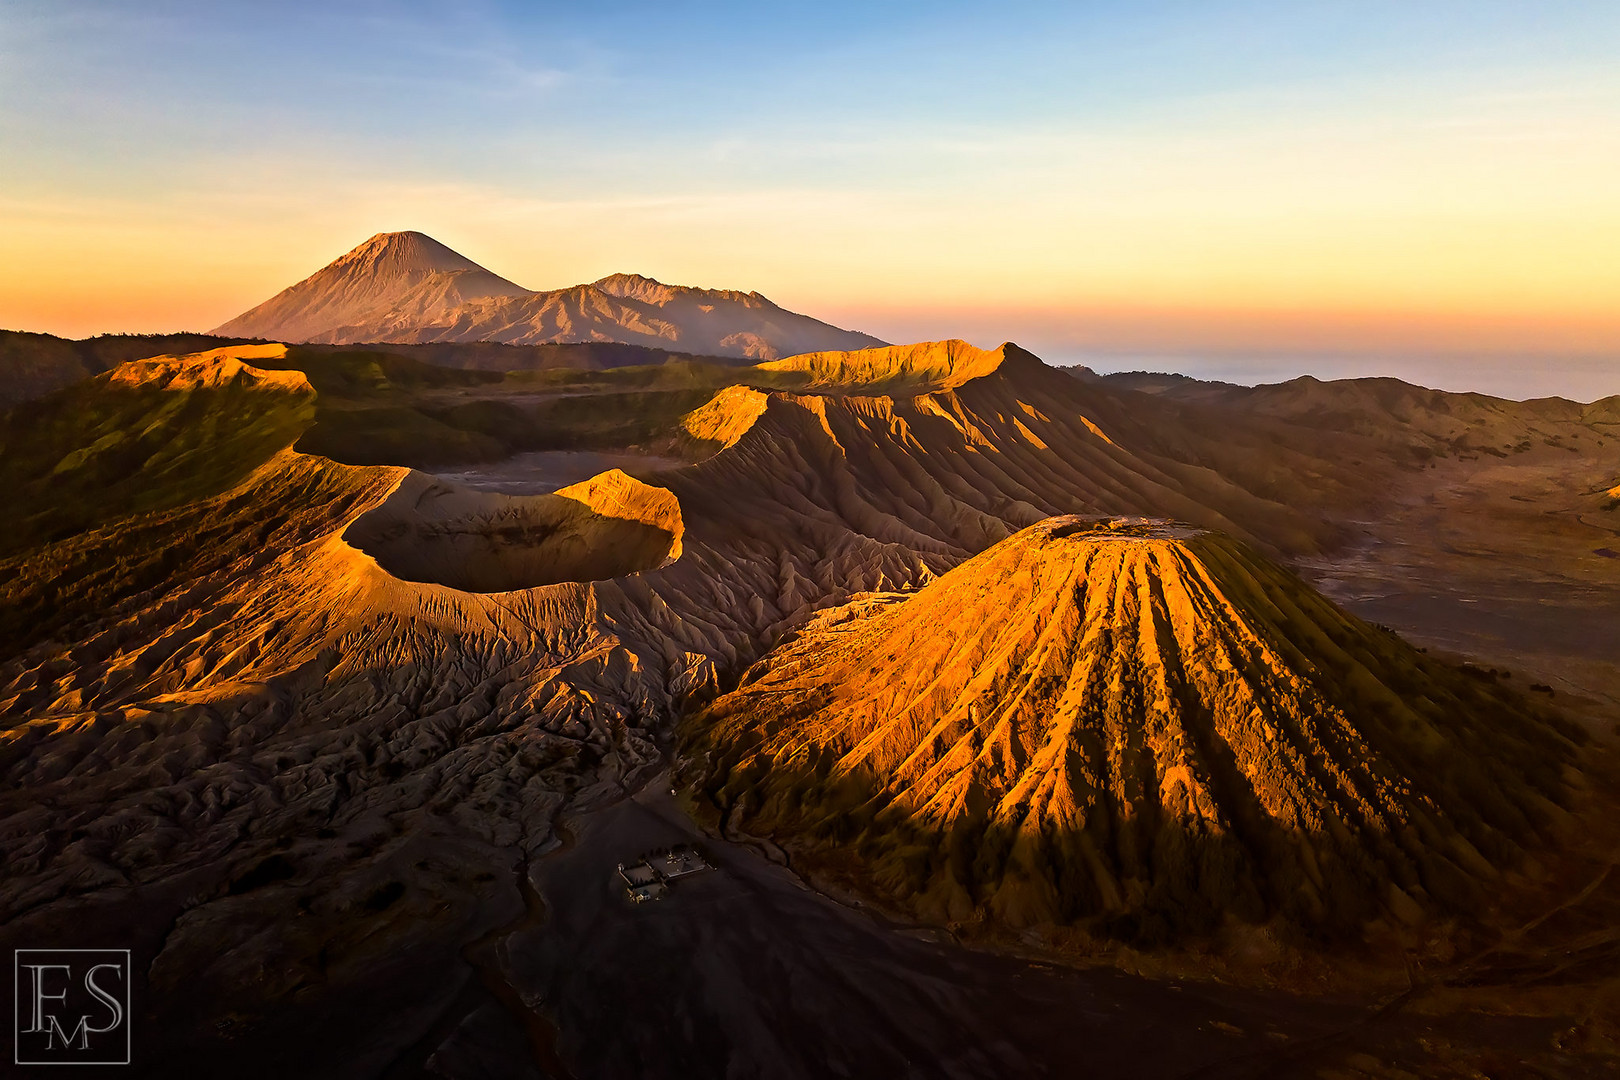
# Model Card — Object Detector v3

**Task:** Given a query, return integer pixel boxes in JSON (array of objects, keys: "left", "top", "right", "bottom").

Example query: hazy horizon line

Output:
[{"left": 4, "top": 317, "right": 1613, "bottom": 403}]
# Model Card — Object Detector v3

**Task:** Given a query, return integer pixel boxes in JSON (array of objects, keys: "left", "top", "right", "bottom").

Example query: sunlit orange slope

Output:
[{"left": 690, "top": 516, "right": 1582, "bottom": 939}]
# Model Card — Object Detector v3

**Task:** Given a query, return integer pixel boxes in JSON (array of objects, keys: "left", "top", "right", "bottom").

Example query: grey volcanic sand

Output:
[
  {"left": 1297, "top": 450, "right": 1620, "bottom": 726},
  {"left": 419, "top": 780, "right": 1352, "bottom": 1080},
  {"left": 433, "top": 451, "right": 687, "bottom": 495}
]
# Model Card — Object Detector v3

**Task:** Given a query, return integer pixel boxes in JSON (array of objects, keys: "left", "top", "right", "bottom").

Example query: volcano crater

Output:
[{"left": 343, "top": 468, "right": 683, "bottom": 592}]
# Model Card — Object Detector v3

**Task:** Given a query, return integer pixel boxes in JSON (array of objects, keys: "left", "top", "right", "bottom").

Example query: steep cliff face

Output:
[
  {"left": 0, "top": 344, "right": 317, "bottom": 558},
  {"left": 689, "top": 516, "right": 1582, "bottom": 940}
]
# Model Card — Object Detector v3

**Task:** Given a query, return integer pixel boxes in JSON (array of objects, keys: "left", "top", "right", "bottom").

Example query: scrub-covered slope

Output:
[{"left": 0, "top": 344, "right": 315, "bottom": 555}]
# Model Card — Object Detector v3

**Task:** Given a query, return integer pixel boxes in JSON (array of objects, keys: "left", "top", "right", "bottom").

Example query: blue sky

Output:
[
  {"left": 2, "top": 1, "right": 1618, "bottom": 396},
  {"left": 10, "top": 2, "right": 1612, "bottom": 182}
]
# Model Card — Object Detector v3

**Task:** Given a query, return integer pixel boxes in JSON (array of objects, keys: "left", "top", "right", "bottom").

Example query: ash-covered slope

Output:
[
  {"left": 668, "top": 341, "right": 1345, "bottom": 560},
  {"left": 211, "top": 232, "right": 884, "bottom": 360},
  {"left": 689, "top": 516, "right": 1581, "bottom": 940}
]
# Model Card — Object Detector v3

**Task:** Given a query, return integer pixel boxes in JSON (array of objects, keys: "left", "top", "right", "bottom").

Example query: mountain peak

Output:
[
  {"left": 592, "top": 272, "right": 778, "bottom": 310},
  {"left": 593, "top": 271, "right": 665, "bottom": 290},
  {"left": 592, "top": 272, "right": 677, "bottom": 305},
  {"left": 210, "top": 232, "right": 527, "bottom": 342},
  {"left": 333, "top": 231, "right": 493, "bottom": 277}
]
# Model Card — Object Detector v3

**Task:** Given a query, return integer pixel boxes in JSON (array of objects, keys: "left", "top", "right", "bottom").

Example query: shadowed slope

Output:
[
  {"left": 666, "top": 342, "right": 1340, "bottom": 562},
  {"left": 1101, "top": 369, "right": 1620, "bottom": 466},
  {"left": 0, "top": 330, "right": 265, "bottom": 408},
  {"left": 689, "top": 516, "right": 1583, "bottom": 941}
]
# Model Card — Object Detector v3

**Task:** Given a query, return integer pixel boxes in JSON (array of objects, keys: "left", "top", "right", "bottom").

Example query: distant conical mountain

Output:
[
  {"left": 690, "top": 516, "right": 1580, "bottom": 940},
  {"left": 211, "top": 232, "right": 884, "bottom": 359},
  {"left": 212, "top": 232, "right": 530, "bottom": 344}
]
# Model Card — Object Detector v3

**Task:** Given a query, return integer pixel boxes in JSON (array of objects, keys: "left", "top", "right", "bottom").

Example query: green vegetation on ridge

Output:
[
  {"left": 0, "top": 363, "right": 314, "bottom": 556},
  {"left": 258, "top": 346, "right": 809, "bottom": 468}
]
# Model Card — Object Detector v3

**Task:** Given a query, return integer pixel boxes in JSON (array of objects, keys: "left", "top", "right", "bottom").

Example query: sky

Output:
[{"left": 1, "top": 0, "right": 1617, "bottom": 398}]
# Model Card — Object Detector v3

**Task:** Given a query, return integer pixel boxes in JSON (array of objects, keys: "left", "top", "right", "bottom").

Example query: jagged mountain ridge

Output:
[
  {"left": 211, "top": 231, "right": 885, "bottom": 360},
  {"left": 689, "top": 516, "right": 1581, "bottom": 939}
]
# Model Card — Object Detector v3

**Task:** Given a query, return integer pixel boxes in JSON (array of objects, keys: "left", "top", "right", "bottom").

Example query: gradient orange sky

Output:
[{"left": 1, "top": 2, "right": 1616, "bottom": 395}]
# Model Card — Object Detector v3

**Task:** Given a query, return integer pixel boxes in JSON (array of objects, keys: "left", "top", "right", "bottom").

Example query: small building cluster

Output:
[{"left": 616, "top": 844, "right": 715, "bottom": 903}]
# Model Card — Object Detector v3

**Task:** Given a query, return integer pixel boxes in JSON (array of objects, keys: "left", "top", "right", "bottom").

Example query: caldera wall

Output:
[{"left": 343, "top": 468, "right": 683, "bottom": 593}]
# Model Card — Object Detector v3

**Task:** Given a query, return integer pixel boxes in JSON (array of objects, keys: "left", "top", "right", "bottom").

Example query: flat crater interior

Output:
[{"left": 344, "top": 473, "right": 682, "bottom": 592}]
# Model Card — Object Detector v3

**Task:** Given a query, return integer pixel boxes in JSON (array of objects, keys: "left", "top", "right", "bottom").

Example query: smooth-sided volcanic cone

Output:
[
  {"left": 212, "top": 231, "right": 531, "bottom": 343},
  {"left": 689, "top": 516, "right": 1583, "bottom": 940}
]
